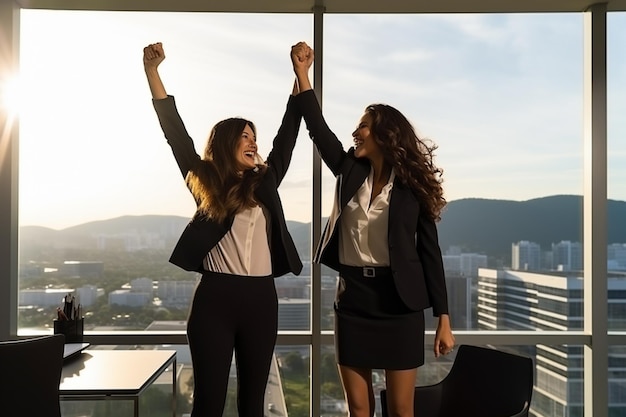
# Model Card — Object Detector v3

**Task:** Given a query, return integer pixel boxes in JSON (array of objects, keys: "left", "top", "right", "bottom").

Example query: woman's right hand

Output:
[
  {"left": 143, "top": 42, "right": 168, "bottom": 100},
  {"left": 143, "top": 42, "right": 165, "bottom": 70},
  {"left": 291, "top": 41, "right": 313, "bottom": 75},
  {"left": 291, "top": 41, "right": 313, "bottom": 93}
]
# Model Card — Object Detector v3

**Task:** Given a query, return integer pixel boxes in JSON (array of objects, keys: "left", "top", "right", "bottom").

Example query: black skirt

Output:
[{"left": 334, "top": 265, "right": 425, "bottom": 370}]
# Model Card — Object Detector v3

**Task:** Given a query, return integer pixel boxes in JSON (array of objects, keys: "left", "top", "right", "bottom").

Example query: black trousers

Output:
[{"left": 187, "top": 271, "right": 278, "bottom": 417}]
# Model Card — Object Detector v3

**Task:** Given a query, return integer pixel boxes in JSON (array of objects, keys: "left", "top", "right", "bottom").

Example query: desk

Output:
[{"left": 60, "top": 349, "right": 177, "bottom": 417}]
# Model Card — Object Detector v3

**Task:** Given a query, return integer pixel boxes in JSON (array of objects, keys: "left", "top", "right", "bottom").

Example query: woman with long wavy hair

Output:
[
  {"left": 291, "top": 41, "right": 455, "bottom": 417},
  {"left": 143, "top": 41, "right": 304, "bottom": 417}
]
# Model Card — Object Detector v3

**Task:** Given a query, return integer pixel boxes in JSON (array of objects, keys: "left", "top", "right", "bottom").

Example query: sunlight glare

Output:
[{"left": 0, "top": 75, "right": 22, "bottom": 116}]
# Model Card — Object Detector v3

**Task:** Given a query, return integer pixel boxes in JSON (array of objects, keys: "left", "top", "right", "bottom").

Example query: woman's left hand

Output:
[{"left": 433, "top": 314, "right": 455, "bottom": 358}]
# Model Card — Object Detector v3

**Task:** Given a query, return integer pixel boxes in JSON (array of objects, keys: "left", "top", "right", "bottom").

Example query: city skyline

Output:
[{"left": 11, "top": 11, "right": 626, "bottom": 229}]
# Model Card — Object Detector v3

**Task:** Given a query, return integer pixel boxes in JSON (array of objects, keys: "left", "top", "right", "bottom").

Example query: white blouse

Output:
[
  {"left": 338, "top": 168, "right": 395, "bottom": 267},
  {"left": 203, "top": 205, "right": 272, "bottom": 276}
]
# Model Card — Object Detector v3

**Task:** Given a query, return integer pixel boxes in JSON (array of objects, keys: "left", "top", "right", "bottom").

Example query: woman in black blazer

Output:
[
  {"left": 143, "top": 42, "right": 303, "bottom": 417},
  {"left": 291, "top": 42, "right": 455, "bottom": 417}
]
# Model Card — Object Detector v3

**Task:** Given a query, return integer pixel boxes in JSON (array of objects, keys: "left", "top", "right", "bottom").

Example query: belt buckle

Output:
[{"left": 363, "top": 267, "right": 376, "bottom": 277}]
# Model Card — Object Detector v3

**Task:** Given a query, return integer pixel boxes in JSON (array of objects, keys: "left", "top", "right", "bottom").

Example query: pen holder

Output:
[{"left": 54, "top": 318, "right": 84, "bottom": 343}]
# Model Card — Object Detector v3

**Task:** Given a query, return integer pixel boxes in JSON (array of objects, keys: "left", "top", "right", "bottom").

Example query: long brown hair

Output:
[
  {"left": 186, "top": 117, "right": 267, "bottom": 223},
  {"left": 365, "top": 104, "right": 446, "bottom": 221}
]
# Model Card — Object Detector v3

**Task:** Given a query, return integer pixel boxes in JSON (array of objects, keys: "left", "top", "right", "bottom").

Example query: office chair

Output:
[
  {"left": 380, "top": 344, "right": 534, "bottom": 417},
  {"left": 0, "top": 334, "right": 65, "bottom": 417}
]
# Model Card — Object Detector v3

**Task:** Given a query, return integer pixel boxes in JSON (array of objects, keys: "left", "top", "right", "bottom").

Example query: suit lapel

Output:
[
  {"left": 388, "top": 180, "right": 420, "bottom": 241},
  {"left": 255, "top": 179, "right": 273, "bottom": 212},
  {"left": 340, "top": 160, "right": 369, "bottom": 207}
]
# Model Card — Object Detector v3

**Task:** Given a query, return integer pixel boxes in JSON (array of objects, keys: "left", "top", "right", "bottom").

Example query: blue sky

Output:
[{"left": 13, "top": 11, "right": 626, "bottom": 229}]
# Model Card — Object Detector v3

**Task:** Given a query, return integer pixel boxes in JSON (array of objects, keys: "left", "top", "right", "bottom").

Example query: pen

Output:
[
  {"left": 63, "top": 295, "right": 69, "bottom": 319},
  {"left": 57, "top": 307, "right": 68, "bottom": 321}
]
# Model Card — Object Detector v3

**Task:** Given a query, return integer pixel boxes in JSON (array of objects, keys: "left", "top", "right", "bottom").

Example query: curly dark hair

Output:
[
  {"left": 365, "top": 103, "right": 446, "bottom": 221},
  {"left": 186, "top": 117, "right": 267, "bottom": 223}
]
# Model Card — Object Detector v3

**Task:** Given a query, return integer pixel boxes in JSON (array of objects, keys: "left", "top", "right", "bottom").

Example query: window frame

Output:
[{"left": 2, "top": 2, "right": 625, "bottom": 417}]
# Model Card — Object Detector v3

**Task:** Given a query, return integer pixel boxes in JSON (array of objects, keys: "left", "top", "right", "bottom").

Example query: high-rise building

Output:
[
  {"left": 552, "top": 240, "right": 582, "bottom": 271},
  {"left": 512, "top": 241, "right": 541, "bottom": 271},
  {"left": 442, "top": 252, "right": 487, "bottom": 330},
  {"left": 608, "top": 243, "right": 626, "bottom": 270},
  {"left": 277, "top": 298, "right": 310, "bottom": 331},
  {"left": 157, "top": 280, "right": 197, "bottom": 307},
  {"left": 477, "top": 268, "right": 626, "bottom": 416},
  {"left": 75, "top": 285, "right": 104, "bottom": 307}
]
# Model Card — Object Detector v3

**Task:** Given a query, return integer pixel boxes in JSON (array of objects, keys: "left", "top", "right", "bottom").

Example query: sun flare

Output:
[{"left": 0, "top": 75, "right": 22, "bottom": 116}]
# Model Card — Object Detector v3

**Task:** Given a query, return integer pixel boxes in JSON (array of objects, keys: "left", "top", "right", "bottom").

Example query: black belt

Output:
[{"left": 340, "top": 265, "right": 391, "bottom": 278}]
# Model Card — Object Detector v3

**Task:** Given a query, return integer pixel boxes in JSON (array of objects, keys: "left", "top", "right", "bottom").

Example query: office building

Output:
[
  {"left": 19, "top": 288, "right": 73, "bottom": 308},
  {"left": 157, "top": 280, "right": 198, "bottom": 307},
  {"left": 478, "top": 268, "right": 626, "bottom": 416},
  {"left": 61, "top": 261, "right": 103, "bottom": 279},
  {"left": 512, "top": 241, "right": 541, "bottom": 271},
  {"left": 278, "top": 298, "right": 310, "bottom": 331},
  {"left": 608, "top": 243, "right": 626, "bottom": 270},
  {"left": 108, "top": 290, "right": 151, "bottom": 308},
  {"left": 75, "top": 285, "right": 104, "bottom": 307},
  {"left": 552, "top": 240, "right": 583, "bottom": 271}
]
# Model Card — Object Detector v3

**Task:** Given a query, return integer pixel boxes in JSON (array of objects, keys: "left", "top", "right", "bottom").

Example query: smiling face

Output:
[
  {"left": 234, "top": 124, "right": 258, "bottom": 172},
  {"left": 352, "top": 113, "right": 383, "bottom": 161},
  {"left": 205, "top": 118, "right": 258, "bottom": 176}
]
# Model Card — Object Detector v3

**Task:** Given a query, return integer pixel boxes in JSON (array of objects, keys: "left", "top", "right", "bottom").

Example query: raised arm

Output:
[
  {"left": 291, "top": 42, "right": 347, "bottom": 176},
  {"left": 262, "top": 46, "right": 310, "bottom": 183},
  {"left": 143, "top": 42, "right": 167, "bottom": 100},
  {"left": 143, "top": 42, "right": 200, "bottom": 180}
]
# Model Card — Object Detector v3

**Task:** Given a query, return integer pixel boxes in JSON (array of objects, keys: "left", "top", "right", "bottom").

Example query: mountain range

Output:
[
  {"left": 437, "top": 194, "right": 625, "bottom": 260},
  {"left": 19, "top": 195, "right": 626, "bottom": 262}
]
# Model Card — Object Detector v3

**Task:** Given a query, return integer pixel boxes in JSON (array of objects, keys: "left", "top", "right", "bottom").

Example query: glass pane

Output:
[
  {"left": 608, "top": 12, "right": 626, "bottom": 332},
  {"left": 276, "top": 345, "right": 311, "bottom": 417},
  {"left": 17, "top": 10, "right": 312, "bottom": 333},
  {"left": 65, "top": 344, "right": 308, "bottom": 417},
  {"left": 608, "top": 346, "right": 626, "bottom": 416},
  {"left": 323, "top": 13, "right": 583, "bottom": 332},
  {"left": 320, "top": 345, "right": 347, "bottom": 415}
]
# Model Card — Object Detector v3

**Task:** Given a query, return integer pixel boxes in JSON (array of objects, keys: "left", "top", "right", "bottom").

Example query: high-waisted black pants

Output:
[{"left": 187, "top": 271, "right": 277, "bottom": 417}]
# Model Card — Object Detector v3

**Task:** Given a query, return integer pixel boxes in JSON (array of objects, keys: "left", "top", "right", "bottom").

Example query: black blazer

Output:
[
  {"left": 152, "top": 95, "right": 303, "bottom": 277},
  {"left": 295, "top": 90, "right": 448, "bottom": 315}
]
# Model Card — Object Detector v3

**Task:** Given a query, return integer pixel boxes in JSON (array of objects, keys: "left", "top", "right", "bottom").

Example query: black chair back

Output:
[
  {"left": 0, "top": 334, "right": 65, "bottom": 417},
  {"left": 380, "top": 345, "right": 534, "bottom": 417},
  {"left": 440, "top": 345, "right": 533, "bottom": 416}
]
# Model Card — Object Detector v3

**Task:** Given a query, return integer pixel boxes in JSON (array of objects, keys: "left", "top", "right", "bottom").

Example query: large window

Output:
[
  {"left": 2, "top": 3, "right": 625, "bottom": 417},
  {"left": 324, "top": 13, "right": 584, "bottom": 333},
  {"left": 316, "top": 14, "right": 587, "bottom": 414},
  {"left": 17, "top": 10, "right": 312, "bottom": 333}
]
